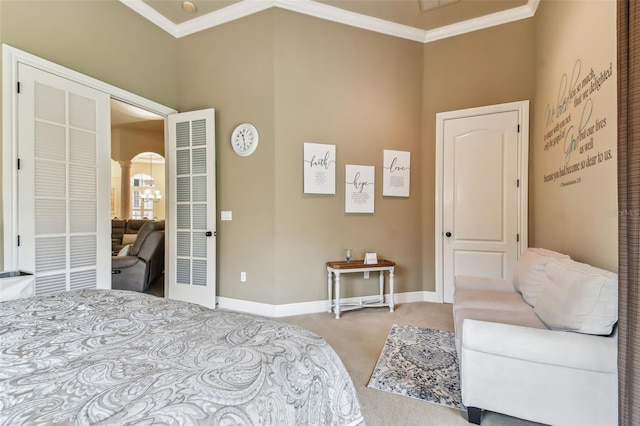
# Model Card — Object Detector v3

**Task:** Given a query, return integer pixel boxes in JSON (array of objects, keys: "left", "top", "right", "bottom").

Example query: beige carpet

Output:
[{"left": 282, "top": 302, "right": 543, "bottom": 426}]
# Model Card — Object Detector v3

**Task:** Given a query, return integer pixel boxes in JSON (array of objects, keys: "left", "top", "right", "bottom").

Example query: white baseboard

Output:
[{"left": 217, "top": 291, "right": 443, "bottom": 317}]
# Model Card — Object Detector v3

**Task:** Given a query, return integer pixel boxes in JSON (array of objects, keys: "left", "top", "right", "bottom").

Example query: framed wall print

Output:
[
  {"left": 345, "top": 165, "right": 375, "bottom": 213},
  {"left": 303, "top": 142, "right": 336, "bottom": 194},
  {"left": 383, "top": 149, "right": 410, "bottom": 197}
]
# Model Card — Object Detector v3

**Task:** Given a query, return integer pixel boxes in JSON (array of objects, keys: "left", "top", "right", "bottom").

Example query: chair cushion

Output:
[
  {"left": 454, "top": 275, "right": 515, "bottom": 292},
  {"left": 122, "top": 234, "right": 137, "bottom": 245},
  {"left": 117, "top": 244, "right": 132, "bottom": 256},
  {"left": 513, "top": 248, "right": 569, "bottom": 307},
  {"left": 534, "top": 258, "right": 618, "bottom": 335},
  {"left": 454, "top": 289, "right": 532, "bottom": 312},
  {"left": 454, "top": 307, "right": 548, "bottom": 341}
]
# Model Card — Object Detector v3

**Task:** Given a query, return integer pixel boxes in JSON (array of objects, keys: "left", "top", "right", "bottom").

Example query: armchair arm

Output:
[
  {"left": 111, "top": 256, "right": 140, "bottom": 270},
  {"left": 462, "top": 319, "right": 617, "bottom": 373}
]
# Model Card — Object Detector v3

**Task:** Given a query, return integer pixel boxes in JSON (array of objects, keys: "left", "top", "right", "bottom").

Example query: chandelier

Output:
[
  {"left": 140, "top": 188, "right": 162, "bottom": 203},
  {"left": 140, "top": 153, "right": 162, "bottom": 203}
]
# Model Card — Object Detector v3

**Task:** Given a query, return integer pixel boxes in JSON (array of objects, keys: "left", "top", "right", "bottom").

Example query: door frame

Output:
[
  {"left": 434, "top": 100, "right": 529, "bottom": 303},
  {"left": 2, "top": 44, "right": 177, "bottom": 275}
]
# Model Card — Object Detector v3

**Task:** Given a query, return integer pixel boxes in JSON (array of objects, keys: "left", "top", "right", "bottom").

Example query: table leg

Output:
[
  {"left": 389, "top": 268, "right": 395, "bottom": 313},
  {"left": 335, "top": 272, "right": 341, "bottom": 319},
  {"left": 379, "top": 271, "right": 384, "bottom": 304},
  {"left": 327, "top": 269, "right": 333, "bottom": 313}
]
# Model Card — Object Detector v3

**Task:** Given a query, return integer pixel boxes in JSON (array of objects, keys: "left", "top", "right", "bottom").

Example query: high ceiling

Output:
[{"left": 125, "top": 0, "right": 537, "bottom": 42}]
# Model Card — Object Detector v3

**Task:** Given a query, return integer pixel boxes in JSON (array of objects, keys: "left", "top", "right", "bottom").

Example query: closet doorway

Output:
[{"left": 4, "top": 45, "right": 217, "bottom": 308}]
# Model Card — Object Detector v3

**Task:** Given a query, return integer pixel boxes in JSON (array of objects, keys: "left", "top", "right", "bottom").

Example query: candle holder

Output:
[{"left": 345, "top": 248, "right": 353, "bottom": 262}]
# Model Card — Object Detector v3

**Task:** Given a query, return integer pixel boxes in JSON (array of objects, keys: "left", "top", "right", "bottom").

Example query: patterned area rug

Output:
[{"left": 367, "top": 324, "right": 465, "bottom": 410}]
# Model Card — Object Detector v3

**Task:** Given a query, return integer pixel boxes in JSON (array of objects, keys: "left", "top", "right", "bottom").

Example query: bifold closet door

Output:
[{"left": 17, "top": 63, "right": 111, "bottom": 295}]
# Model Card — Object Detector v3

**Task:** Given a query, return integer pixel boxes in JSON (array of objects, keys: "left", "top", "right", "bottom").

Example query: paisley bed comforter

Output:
[{"left": 0, "top": 289, "right": 364, "bottom": 425}]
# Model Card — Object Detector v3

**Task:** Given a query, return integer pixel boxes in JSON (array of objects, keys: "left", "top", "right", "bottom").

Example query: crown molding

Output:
[
  {"left": 424, "top": 0, "right": 539, "bottom": 43},
  {"left": 120, "top": 0, "right": 539, "bottom": 43},
  {"left": 275, "top": 0, "right": 427, "bottom": 42}
]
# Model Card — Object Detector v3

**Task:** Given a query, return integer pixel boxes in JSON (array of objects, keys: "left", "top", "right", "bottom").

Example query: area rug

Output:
[{"left": 367, "top": 323, "right": 465, "bottom": 410}]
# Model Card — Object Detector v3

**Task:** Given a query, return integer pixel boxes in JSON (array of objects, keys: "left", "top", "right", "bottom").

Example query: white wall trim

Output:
[
  {"left": 276, "top": 0, "right": 427, "bottom": 43},
  {"left": 2, "top": 46, "right": 20, "bottom": 271},
  {"left": 424, "top": 0, "right": 539, "bottom": 43},
  {"left": 119, "top": 0, "right": 539, "bottom": 43},
  {"left": 217, "top": 291, "right": 442, "bottom": 317}
]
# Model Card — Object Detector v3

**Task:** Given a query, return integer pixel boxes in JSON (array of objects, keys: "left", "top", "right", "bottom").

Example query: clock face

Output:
[{"left": 231, "top": 123, "right": 259, "bottom": 156}]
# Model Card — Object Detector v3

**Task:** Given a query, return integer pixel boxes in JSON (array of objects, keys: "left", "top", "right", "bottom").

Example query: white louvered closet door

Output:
[
  {"left": 17, "top": 64, "right": 111, "bottom": 295},
  {"left": 167, "top": 109, "right": 216, "bottom": 308}
]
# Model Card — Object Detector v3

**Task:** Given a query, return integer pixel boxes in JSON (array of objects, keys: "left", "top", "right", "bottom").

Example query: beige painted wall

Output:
[
  {"left": 272, "top": 10, "right": 424, "bottom": 304},
  {"left": 0, "top": 0, "right": 618, "bottom": 304},
  {"left": 111, "top": 128, "right": 165, "bottom": 164},
  {"left": 421, "top": 18, "right": 537, "bottom": 291},
  {"left": 0, "top": 1, "right": 178, "bottom": 108},
  {"left": 177, "top": 11, "right": 277, "bottom": 303},
  {"left": 177, "top": 9, "right": 424, "bottom": 304},
  {"left": 531, "top": 0, "right": 617, "bottom": 272}
]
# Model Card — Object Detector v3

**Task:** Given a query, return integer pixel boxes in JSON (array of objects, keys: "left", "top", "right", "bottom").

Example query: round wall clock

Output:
[{"left": 231, "top": 123, "right": 259, "bottom": 156}]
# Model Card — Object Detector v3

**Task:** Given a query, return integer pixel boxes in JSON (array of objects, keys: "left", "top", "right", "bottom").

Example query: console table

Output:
[{"left": 326, "top": 259, "right": 395, "bottom": 319}]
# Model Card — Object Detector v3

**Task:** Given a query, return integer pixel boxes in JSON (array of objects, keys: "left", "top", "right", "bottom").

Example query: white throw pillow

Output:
[
  {"left": 121, "top": 233, "right": 137, "bottom": 245},
  {"left": 513, "top": 248, "right": 569, "bottom": 307},
  {"left": 534, "top": 258, "right": 618, "bottom": 335},
  {"left": 117, "top": 244, "right": 132, "bottom": 256}
]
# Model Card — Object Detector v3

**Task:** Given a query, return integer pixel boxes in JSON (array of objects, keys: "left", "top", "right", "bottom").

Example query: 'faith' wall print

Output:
[{"left": 303, "top": 142, "right": 336, "bottom": 194}]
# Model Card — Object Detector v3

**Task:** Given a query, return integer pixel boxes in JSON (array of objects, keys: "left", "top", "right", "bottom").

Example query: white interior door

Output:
[
  {"left": 166, "top": 109, "right": 216, "bottom": 308},
  {"left": 440, "top": 108, "right": 524, "bottom": 303},
  {"left": 17, "top": 63, "right": 111, "bottom": 294}
]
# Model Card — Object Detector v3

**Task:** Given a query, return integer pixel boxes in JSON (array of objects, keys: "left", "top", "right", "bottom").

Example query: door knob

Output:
[{"left": 445, "top": 232, "right": 452, "bottom": 237}]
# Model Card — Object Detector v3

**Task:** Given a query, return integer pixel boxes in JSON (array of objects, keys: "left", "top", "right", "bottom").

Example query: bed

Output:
[{"left": 0, "top": 289, "right": 364, "bottom": 425}]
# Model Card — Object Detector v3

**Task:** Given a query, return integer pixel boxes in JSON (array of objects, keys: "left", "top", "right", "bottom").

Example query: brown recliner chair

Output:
[{"left": 111, "top": 220, "right": 165, "bottom": 293}]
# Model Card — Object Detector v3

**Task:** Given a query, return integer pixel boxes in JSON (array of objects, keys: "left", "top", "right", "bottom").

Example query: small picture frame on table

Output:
[{"left": 364, "top": 252, "right": 378, "bottom": 265}]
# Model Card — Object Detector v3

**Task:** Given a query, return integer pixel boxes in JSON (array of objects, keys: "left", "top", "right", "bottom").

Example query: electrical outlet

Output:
[{"left": 240, "top": 272, "right": 246, "bottom": 282}]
